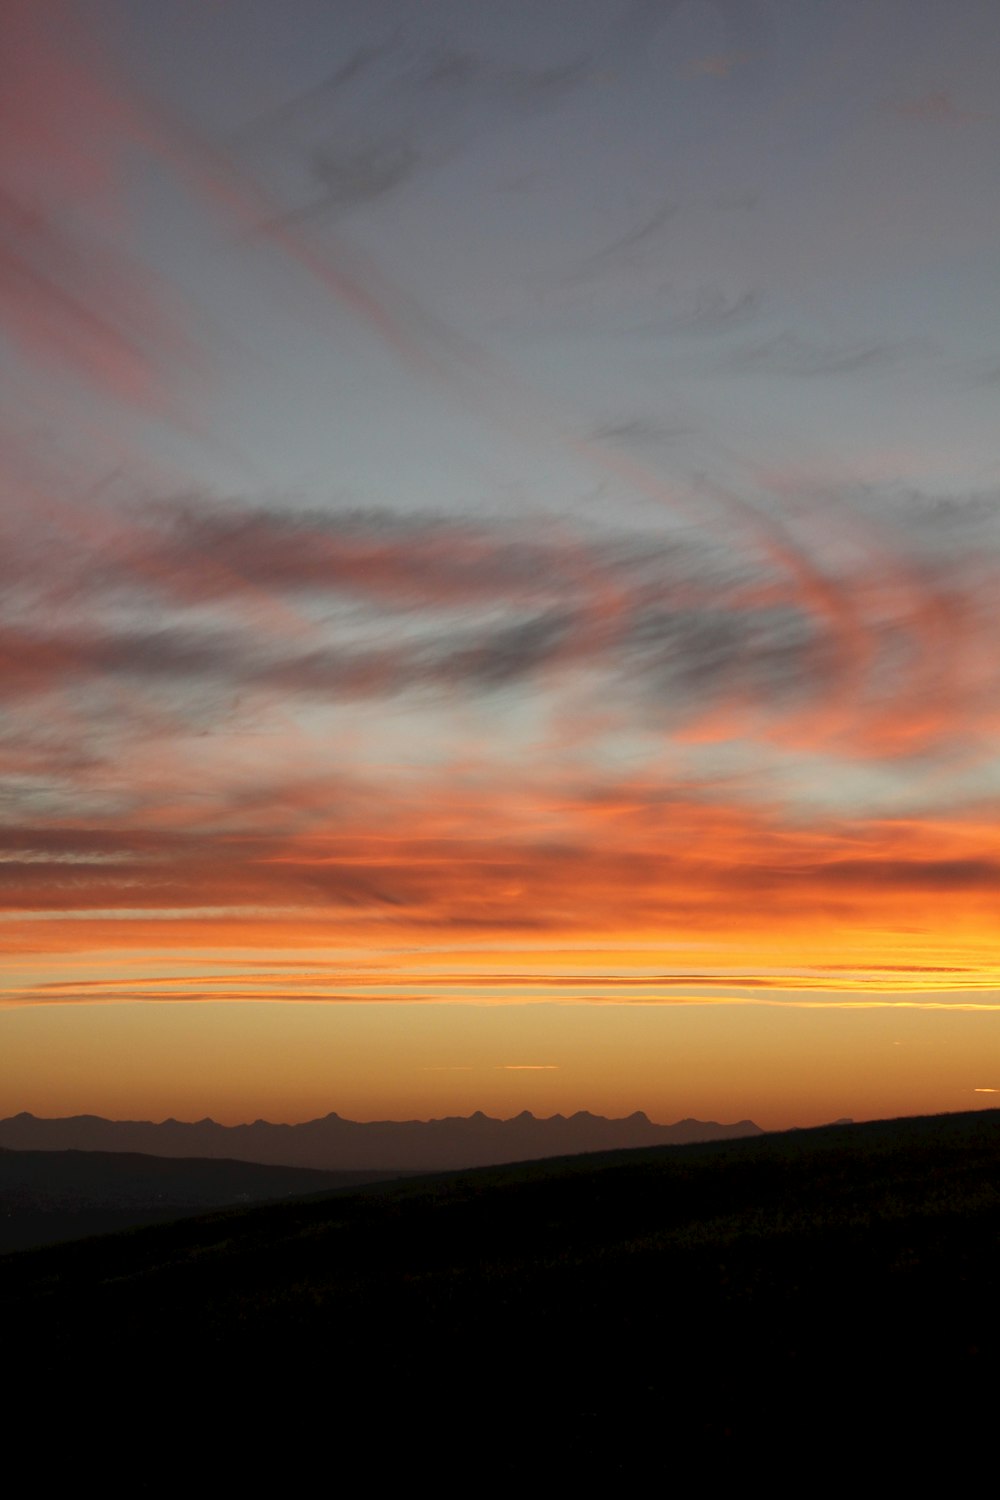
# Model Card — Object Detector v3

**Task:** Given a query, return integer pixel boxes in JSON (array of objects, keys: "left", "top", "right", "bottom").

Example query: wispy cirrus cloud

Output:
[
  {"left": 4, "top": 492, "right": 999, "bottom": 772},
  {"left": 724, "top": 333, "right": 921, "bottom": 377}
]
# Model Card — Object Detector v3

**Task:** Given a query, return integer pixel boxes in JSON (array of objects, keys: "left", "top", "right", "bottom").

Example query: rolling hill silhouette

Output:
[{"left": 0, "top": 1148, "right": 408, "bottom": 1252}]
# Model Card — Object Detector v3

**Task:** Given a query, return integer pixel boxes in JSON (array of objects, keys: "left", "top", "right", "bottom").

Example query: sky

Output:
[{"left": 3, "top": 0, "right": 1000, "bottom": 1130}]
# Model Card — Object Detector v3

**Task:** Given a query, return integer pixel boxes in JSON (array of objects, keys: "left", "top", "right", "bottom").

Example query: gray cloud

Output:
[
  {"left": 626, "top": 602, "right": 828, "bottom": 711},
  {"left": 413, "top": 48, "right": 586, "bottom": 108},
  {"left": 432, "top": 611, "right": 576, "bottom": 690},
  {"left": 583, "top": 199, "right": 678, "bottom": 266},
  {"left": 670, "top": 287, "right": 760, "bottom": 335},
  {"left": 592, "top": 417, "right": 694, "bottom": 447},
  {"left": 284, "top": 138, "right": 421, "bottom": 221},
  {"left": 138, "top": 503, "right": 601, "bottom": 606},
  {"left": 724, "top": 333, "right": 919, "bottom": 377},
  {"left": 243, "top": 31, "right": 587, "bottom": 229}
]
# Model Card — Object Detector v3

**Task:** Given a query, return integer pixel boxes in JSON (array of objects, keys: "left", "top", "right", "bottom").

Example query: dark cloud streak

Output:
[{"left": 2, "top": 495, "right": 999, "bottom": 771}]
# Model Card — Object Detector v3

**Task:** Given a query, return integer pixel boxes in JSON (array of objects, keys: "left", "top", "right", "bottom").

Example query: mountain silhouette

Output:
[{"left": 0, "top": 1108, "right": 761, "bottom": 1172}]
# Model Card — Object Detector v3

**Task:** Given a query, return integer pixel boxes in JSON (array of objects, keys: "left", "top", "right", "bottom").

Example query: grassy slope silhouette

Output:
[
  {"left": 0, "top": 1149, "right": 411, "bottom": 1252},
  {"left": 5, "top": 1110, "right": 998, "bottom": 1477}
]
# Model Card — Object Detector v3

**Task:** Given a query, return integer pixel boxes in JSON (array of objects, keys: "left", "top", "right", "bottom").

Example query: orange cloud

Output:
[{"left": 3, "top": 776, "right": 1000, "bottom": 1008}]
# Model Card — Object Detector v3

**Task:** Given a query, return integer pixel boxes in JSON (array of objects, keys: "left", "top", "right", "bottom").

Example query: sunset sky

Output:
[{"left": 3, "top": 0, "right": 1000, "bottom": 1130}]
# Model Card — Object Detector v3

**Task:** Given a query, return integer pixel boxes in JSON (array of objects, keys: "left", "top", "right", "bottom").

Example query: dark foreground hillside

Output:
[
  {"left": 5, "top": 1110, "right": 999, "bottom": 1481},
  {"left": 0, "top": 1147, "right": 408, "bottom": 1252}
]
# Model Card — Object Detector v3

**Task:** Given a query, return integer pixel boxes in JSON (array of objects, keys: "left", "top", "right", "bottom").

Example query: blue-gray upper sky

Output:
[{"left": 59, "top": 0, "right": 996, "bottom": 508}]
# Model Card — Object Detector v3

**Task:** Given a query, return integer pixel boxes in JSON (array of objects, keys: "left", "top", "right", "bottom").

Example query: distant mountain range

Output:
[{"left": 0, "top": 1109, "right": 762, "bottom": 1173}]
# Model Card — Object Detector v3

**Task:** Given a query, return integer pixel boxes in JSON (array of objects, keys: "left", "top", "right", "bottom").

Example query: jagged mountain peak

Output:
[{"left": 0, "top": 1109, "right": 763, "bottom": 1173}]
